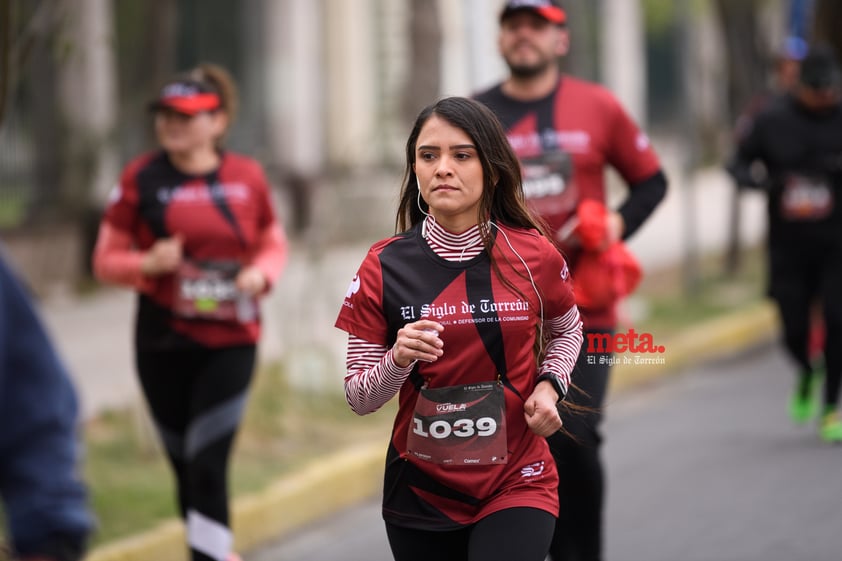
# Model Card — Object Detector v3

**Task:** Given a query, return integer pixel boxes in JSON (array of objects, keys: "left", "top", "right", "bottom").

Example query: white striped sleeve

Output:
[
  {"left": 344, "top": 334, "right": 416, "bottom": 415},
  {"left": 538, "top": 305, "right": 583, "bottom": 397}
]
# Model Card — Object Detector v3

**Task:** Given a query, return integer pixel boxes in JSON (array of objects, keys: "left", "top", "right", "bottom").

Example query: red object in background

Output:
[
  {"left": 571, "top": 199, "right": 642, "bottom": 309},
  {"left": 573, "top": 242, "right": 642, "bottom": 310},
  {"left": 576, "top": 199, "right": 609, "bottom": 250}
]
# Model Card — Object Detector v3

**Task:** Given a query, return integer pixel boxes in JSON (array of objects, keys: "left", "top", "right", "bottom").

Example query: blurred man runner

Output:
[{"left": 475, "top": 2, "right": 668, "bottom": 559}]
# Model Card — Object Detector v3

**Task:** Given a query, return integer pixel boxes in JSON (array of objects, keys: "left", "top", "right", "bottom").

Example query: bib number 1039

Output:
[
  {"left": 411, "top": 416, "right": 497, "bottom": 439},
  {"left": 405, "top": 382, "right": 507, "bottom": 465}
]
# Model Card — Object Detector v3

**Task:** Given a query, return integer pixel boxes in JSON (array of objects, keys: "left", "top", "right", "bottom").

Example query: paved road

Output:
[{"left": 245, "top": 343, "right": 842, "bottom": 561}]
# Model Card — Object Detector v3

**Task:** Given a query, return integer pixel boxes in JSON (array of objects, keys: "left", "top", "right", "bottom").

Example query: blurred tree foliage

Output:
[
  {"left": 0, "top": 0, "right": 247, "bottom": 230},
  {"left": 712, "top": 0, "right": 769, "bottom": 126},
  {"left": 3, "top": 0, "right": 839, "bottom": 232},
  {"left": 114, "top": 0, "right": 245, "bottom": 160},
  {"left": 0, "top": 0, "right": 66, "bottom": 225}
]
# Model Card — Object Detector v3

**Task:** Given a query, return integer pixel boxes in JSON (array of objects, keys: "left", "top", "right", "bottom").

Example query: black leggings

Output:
[
  {"left": 546, "top": 330, "right": 612, "bottom": 561},
  {"left": 137, "top": 345, "right": 255, "bottom": 561},
  {"left": 770, "top": 244, "right": 842, "bottom": 408},
  {"left": 385, "top": 507, "right": 555, "bottom": 561}
]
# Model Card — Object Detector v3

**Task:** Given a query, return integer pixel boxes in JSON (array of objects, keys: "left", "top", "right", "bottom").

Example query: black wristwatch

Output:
[{"left": 537, "top": 373, "right": 566, "bottom": 403}]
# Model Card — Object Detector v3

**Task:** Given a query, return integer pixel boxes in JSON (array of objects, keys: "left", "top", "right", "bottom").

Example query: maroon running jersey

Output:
[
  {"left": 336, "top": 223, "right": 577, "bottom": 529},
  {"left": 102, "top": 150, "right": 279, "bottom": 348}
]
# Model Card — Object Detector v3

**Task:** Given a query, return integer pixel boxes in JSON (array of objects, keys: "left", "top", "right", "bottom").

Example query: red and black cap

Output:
[
  {"left": 500, "top": 0, "right": 566, "bottom": 25},
  {"left": 148, "top": 80, "right": 221, "bottom": 116}
]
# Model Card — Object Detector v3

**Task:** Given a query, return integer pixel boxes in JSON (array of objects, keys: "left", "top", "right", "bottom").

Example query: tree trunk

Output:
[
  {"left": 142, "top": 0, "right": 178, "bottom": 148},
  {"left": 28, "top": 16, "right": 62, "bottom": 221},
  {"left": 713, "top": 0, "right": 770, "bottom": 276},
  {"left": 57, "top": 0, "right": 119, "bottom": 206},
  {"left": 712, "top": 0, "right": 769, "bottom": 125},
  {"left": 402, "top": 0, "right": 440, "bottom": 123}
]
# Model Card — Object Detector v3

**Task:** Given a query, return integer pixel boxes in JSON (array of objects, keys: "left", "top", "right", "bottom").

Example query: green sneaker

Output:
[
  {"left": 788, "top": 370, "right": 821, "bottom": 425},
  {"left": 819, "top": 410, "right": 842, "bottom": 443}
]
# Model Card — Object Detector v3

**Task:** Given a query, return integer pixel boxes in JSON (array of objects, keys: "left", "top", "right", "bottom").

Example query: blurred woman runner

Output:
[
  {"left": 92, "top": 63, "right": 287, "bottom": 561},
  {"left": 335, "top": 96, "right": 583, "bottom": 561}
]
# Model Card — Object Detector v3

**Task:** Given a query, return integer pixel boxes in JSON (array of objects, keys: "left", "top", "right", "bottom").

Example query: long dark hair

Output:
[
  {"left": 397, "top": 96, "right": 588, "bottom": 423},
  {"left": 397, "top": 97, "right": 553, "bottom": 344},
  {"left": 396, "top": 96, "right": 549, "bottom": 238},
  {"left": 398, "top": 96, "right": 590, "bottom": 423}
]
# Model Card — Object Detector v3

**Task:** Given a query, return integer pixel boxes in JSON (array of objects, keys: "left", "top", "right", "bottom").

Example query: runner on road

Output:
[
  {"left": 92, "top": 63, "right": 288, "bottom": 561},
  {"left": 731, "top": 44, "right": 842, "bottom": 443},
  {"left": 336, "top": 97, "right": 582, "bottom": 561}
]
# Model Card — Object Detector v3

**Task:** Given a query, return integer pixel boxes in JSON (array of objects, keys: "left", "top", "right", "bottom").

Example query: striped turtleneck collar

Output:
[{"left": 422, "top": 216, "right": 485, "bottom": 262}]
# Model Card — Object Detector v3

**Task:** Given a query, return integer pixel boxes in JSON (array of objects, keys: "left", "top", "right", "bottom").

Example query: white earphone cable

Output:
[
  {"left": 416, "top": 177, "right": 435, "bottom": 238},
  {"left": 490, "top": 221, "right": 545, "bottom": 340}
]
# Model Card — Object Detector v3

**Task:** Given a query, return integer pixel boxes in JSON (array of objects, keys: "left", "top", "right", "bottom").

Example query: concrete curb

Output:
[
  {"left": 85, "top": 443, "right": 386, "bottom": 561},
  {"left": 83, "top": 302, "right": 780, "bottom": 561}
]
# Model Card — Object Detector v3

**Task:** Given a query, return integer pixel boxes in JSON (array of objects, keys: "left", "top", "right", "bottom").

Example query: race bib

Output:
[
  {"left": 406, "top": 382, "right": 507, "bottom": 466},
  {"left": 173, "top": 260, "right": 256, "bottom": 322},
  {"left": 521, "top": 150, "right": 578, "bottom": 220},
  {"left": 781, "top": 174, "right": 834, "bottom": 221}
]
